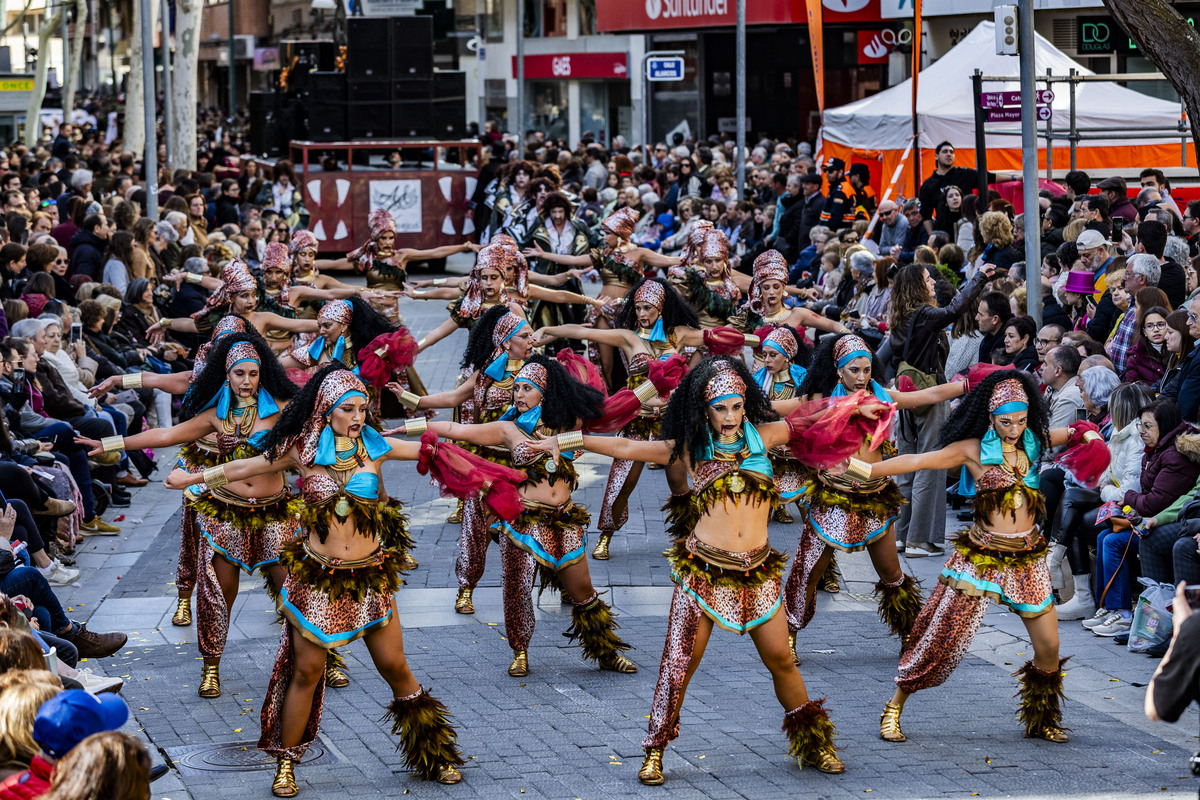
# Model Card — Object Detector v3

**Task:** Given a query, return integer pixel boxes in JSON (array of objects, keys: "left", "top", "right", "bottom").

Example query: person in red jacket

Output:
[{"left": 0, "top": 690, "right": 128, "bottom": 799}]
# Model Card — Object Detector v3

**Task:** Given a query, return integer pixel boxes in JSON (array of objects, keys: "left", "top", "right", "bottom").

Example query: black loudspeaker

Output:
[
  {"left": 249, "top": 91, "right": 286, "bottom": 156},
  {"left": 347, "top": 18, "right": 392, "bottom": 79},
  {"left": 348, "top": 102, "right": 393, "bottom": 139},
  {"left": 392, "top": 17, "right": 433, "bottom": 78},
  {"left": 392, "top": 101, "right": 433, "bottom": 138},
  {"left": 308, "top": 102, "right": 347, "bottom": 142},
  {"left": 393, "top": 78, "right": 433, "bottom": 102},
  {"left": 310, "top": 71, "right": 346, "bottom": 101},
  {"left": 433, "top": 98, "right": 466, "bottom": 138},
  {"left": 433, "top": 70, "right": 466, "bottom": 99},
  {"left": 347, "top": 79, "right": 391, "bottom": 103}
]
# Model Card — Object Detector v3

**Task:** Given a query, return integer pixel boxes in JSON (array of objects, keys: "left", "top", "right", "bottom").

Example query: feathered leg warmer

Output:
[
  {"left": 565, "top": 592, "right": 632, "bottom": 665},
  {"left": 381, "top": 687, "right": 466, "bottom": 781},
  {"left": 1013, "top": 657, "right": 1070, "bottom": 738},
  {"left": 782, "top": 698, "right": 839, "bottom": 766},
  {"left": 875, "top": 574, "right": 924, "bottom": 643}
]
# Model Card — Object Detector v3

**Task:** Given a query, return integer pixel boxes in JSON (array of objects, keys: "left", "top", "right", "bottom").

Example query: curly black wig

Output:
[
  {"left": 767, "top": 324, "right": 813, "bottom": 369},
  {"left": 340, "top": 296, "right": 397, "bottom": 353},
  {"left": 614, "top": 277, "right": 700, "bottom": 333},
  {"left": 661, "top": 355, "right": 779, "bottom": 466},
  {"left": 520, "top": 354, "right": 606, "bottom": 432},
  {"left": 799, "top": 332, "right": 886, "bottom": 398},
  {"left": 180, "top": 333, "right": 298, "bottom": 420},
  {"left": 261, "top": 363, "right": 379, "bottom": 461},
  {"left": 462, "top": 305, "right": 513, "bottom": 372},
  {"left": 937, "top": 370, "right": 1050, "bottom": 450}
]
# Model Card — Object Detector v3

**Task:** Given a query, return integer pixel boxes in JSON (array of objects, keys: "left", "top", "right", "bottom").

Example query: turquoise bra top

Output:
[{"left": 957, "top": 428, "right": 1042, "bottom": 497}]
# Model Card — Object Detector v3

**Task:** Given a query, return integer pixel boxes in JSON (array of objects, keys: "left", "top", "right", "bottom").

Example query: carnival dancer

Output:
[
  {"left": 752, "top": 325, "right": 811, "bottom": 525},
  {"left": 78, "top": 335, "right": 318, "bottom": 697},
  {"left": 781, "top": 334, "right": 976, "bottom": 662},
  {"left": 165, "top": 365, "right": 527, "bottom": 794},
  {"left": 288, "top": 230, "right": 363, "bottom": 298},
  {"left": 730, "top": 250, "right": 850, "bottom": 372},
  {"left": 668, "top": 228, "right": 743, "bottom": 330},
  {"left": 391, "top": 355, "right": 638, "bottom": 677},
  {"left": 850, "top": 371, "right": 1109, "bottom": 744},
  {"left": 392, "top": 307, "right": 534, "bottom": 613},
  {"left": 151, "top": 259, "right": 319, "bottom": 343},
  {"left": 88, "top": 315, "right": 257, "bottom": 629},
  {"left": 525, "top": 207, "right": 681, "bottom": 389},
  {"left": 531, "top": 356, "right": 870, "bottom": 783},
  {"left": 534, "top": 277, "right": 748, "bottom": 560},
  {"left": 317, "top": 208, "right": 475, "bottom": 293}
]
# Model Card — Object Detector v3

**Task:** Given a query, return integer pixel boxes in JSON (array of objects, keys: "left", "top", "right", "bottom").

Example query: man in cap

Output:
[
  {"left": 847, "top": 163, "right": 876, "bottom": 220},
  {"left": 818, "top": 157, "right": 855, "bottom": 232},
  {"left": 1098, "top": 176, "right": 1138, "bottom": 227},
  {"left": 0, "top": 691, "right": 129, "bottom": 797}
]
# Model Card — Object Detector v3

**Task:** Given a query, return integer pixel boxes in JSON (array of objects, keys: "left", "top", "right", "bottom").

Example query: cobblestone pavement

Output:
[{"left": 66, "top": 255, "right": 1199, "bottom": 799}]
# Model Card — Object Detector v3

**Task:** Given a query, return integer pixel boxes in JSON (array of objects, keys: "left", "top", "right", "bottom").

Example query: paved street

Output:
[{"left": 64, "top": 257, "right": 1200, "bottom": 799}]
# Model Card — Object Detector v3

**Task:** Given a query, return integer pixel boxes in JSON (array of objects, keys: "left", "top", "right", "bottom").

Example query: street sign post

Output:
[
  {"left": 985, "top": 105, "right": 1052, "bottom": 122},
  {"left": 980, "top": 89, "right": 1054, "bottom": 108},
  {"left": 646, "top": 56, "right": 685, "bottom": 82}
]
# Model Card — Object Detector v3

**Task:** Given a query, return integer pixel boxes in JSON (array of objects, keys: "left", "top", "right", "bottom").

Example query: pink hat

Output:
[{"left": 1062, "top": 270, "right": 1095, "bottom": 295}]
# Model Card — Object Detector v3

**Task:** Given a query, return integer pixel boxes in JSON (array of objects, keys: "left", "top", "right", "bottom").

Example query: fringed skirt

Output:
[
  {"left": 277, "top": 539, "right": 406, "bottom": 650},
  {"left": 493, "top": 499, "right": 590, "bottom": 571},
  {"left": 667, "top": 536, "right": 787, "bottom": 634},
  {"left": 193, "top": 487, "right": 300, "bottom": 574},
  {"left": 939, "top": 525, "right": 1054, "bottom": 619},
  {"left": 803, "top": 470, "right": 906, "bottom": 552}
]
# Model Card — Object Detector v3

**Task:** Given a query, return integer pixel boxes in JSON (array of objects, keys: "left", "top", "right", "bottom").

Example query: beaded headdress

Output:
[
  {"left": 491, "top": 233, "right": 518, "bottom": 248},
  {"left": 318, "top": 299, "right": 354, "bottom": 326},
  {"left": 295, "top": 370, "right": 371, "bottom": 466},
  {"left": 704, "top": 366, "right": 747, "bottom": 406},
  {"left": 262, "top": 242, "right": 291, "bottom": 277},
  {"left": 763, "top": 327, "right": 799, "bottom": 360},
  {"left": 492, "top": 312, "right": 527, "bottom": 348},
  {"left": 680, "top": 219, "right": 714, "bottom": 265},
  {"left": 196, "top": 258, "right": 257, "bottom": 319},
  {"left": 288, "top": 230, "right": 318, "bottom": 257},
  {"left": 989, "top": 378, "right": 1029, "bottom": 414},
  {"left": 633, "top": 279, "right": 666, "bottom": 310},
  {"left": 193, "top": 315, "right": 248, "bottom": 374},
  {"left": 834, "top": 334, "right": 871, "bottom": 369},
  {"left": 225, "top": 341, "right": 260, "bottom": 372},
  {"left": 514, "top": 362, "right": 548, "bottom": 393},
  {"left": 601, "top": 207, "right": 639, "bottom": 239},
  {"left": 368, "top": 208, "right": 397, "bottom": 240}
]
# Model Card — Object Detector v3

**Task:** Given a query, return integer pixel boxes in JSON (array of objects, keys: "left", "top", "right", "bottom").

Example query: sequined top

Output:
[
  {"left": 474, "top": 359, "right": 524, "bottom": 413},
  {"left": 589, "top": 247, "right": 642, "bottom": 288},
  {"left": 512, "top": 433, "right": 581, "bottom": 490}
]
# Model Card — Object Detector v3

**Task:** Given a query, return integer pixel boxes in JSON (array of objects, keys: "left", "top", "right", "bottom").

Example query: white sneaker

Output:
[
  {"left": 73, "top": 667, "right": 123, "bottom": 694},
  {"left": 41, "top": 561, "right": 80, "bottom": 586},
  {"left": 1092, "top": 613, "right": 1133, "bottom": 637},
  {"left": 1082, "top": 610, "right": 1119, "bottom": 630}
]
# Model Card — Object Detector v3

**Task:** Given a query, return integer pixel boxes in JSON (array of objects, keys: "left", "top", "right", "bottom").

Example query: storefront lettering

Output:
[
  {"left": 552, "top": 56, "right": 572, "bottom": 76},
  {"left": 645, "top": 0, "right": 729, "bottom": 21}
]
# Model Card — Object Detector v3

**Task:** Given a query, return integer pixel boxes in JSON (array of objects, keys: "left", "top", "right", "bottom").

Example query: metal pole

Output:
[
  {"left": 106, "top": 1, "right": 116, "bottom": 97},
  {"left": 140, "top": 0, "right": 159, "bottom": 221},
  {"left": 515, "top": 0, "right": 524, "bottom": 143},
  {"left": 1018, "top": 0, "right": 1039, "bottom": 327},
  {"left": 735, "top": 0, "right": 745, "bottom": 202},
  {"left": 1069, "top": 68, "right": 1076, "bottom": 171},
  {"left": 227, "top": 0, "right": 235, "bottom": 122},
  {"left": 972, "top": 70, "right": 988, "bottom": 201},
  {"left": 59, "top": 0, "right": 68, "bottom": 102},
  {"left": 160, "top": 0, "right": 173, "bottom": 169}
]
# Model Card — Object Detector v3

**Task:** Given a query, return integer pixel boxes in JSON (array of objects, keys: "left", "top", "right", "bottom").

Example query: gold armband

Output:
[
  {"left": 185, "top": 273, "right": 203, "bottom": 284},
  {"left": 632, "top": 381, "right": 659, "bottom": 404},
  {"left": 121, "top": 373, "right": 143, "bottom": 389},
  {"left": 101, "top": 436, "right": 126, "bottom": 453},
  {"left": 744, "top": 334, "right": 761, "bottom": 347},
  {"left": 397, "top": 390, "right": 422, "bottom": 411},
  {"left": 404, "top": 418, "right": 428, "bottom": 438},
  {"left": 1082, "top": 431, "right": 1102, "bottom": 444},
  {"left": 416, "top": 337, "right": 428, "bottom": 350},
  {"left": 844, "top": 457, "right": 873, "bottom": 482},
  {"left": 556, "top": 430, "right": 584, "bottom": 451},
  {"left": 158, "top": 318, "right": 173, "bottom": 329},
  {"left": 202, "top": 466, "right": 229, "bottom": 488},
  {"left": 432, "top": 278, "right": 448, "bottom": 286}
]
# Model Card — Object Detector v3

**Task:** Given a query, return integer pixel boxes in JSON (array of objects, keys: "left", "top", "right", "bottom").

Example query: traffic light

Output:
[{"left": 995, "top": 5, "right": 1019, "bottom": 55}]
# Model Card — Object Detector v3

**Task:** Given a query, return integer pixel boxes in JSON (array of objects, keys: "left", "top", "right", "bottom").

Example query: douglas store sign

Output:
[{"left": 1077, "top": 8, "right": 1199, "bottom": 55}]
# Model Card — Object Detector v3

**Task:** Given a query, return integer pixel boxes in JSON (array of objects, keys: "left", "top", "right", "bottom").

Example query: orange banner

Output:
[
  {"left": 911, "top": 0, "right": 923, "bottom": 190},
  {"left": 806, "top": 0, "right": 824, "bottom": 116}
]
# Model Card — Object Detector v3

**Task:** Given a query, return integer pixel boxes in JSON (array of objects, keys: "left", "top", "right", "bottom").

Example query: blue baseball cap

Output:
[{"left": 32, "top": 690, "right": 129, "bottom": 758}]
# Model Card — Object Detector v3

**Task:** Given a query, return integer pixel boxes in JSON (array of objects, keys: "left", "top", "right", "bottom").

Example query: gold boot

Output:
[
  {"left": 638, "top": 747, "right": 665, "bottom": 785},
  {"left": 773, "top": 504, "right": 795, "bottom": 524},
  {"left": 788, "top": 632, "right": 801, "bottom": 666},
  {"left": 507, "top": 650, "right": 528, "bottom": 677},
  {"left": 592, "top": 531, "right": 613, "bottom": 560},
  {"left": 435, "top": 764, "right": 463, "bottom": 784},
  {"left": 198, "top": 664, "right": 221, "bottom": 698},
  {"left": 454, "top": 587, "right": 474, "bottom": 614},
  {"left": 446, "top": 499, "right": 464, "bottom": 524},
  {"left": 880, "top": 701, "right": 906, "bottom": 742},
  {"left": 172, "top": 596, "right": 192, "bottom": 626},
  {"left": 272, "top": 758, "right": 298, "bottom": 797}
]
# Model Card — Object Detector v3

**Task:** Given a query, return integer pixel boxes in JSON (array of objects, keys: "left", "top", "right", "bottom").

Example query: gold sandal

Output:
[
  {"left": 324, "top": 663, "right": 349, "bottom": 689},
  {"left": 803, "top": 747, "right": 845, "bottom": 774},
  {"left": 454, "top": 587, "right": 474, "bottom": 614},
  {"left": 773, "top": 505, "right": 795, "bottom": 524},
  {"left": 880, "top": 701, "right": 906, "bottom": 742},
  {"left": 446, "top": 500, "right": 464, "bottom": 524},
  {"left": 592, "top": 532, "right": 613, "bottom": 560},
  {"left": 508, "top": 650, "right": 528, "bottom": 677},
  {"left": 788, "top": 632, "right": 801, "bottom": 666},
  {"left": 1035, "top": 725, "right": 1069, "bottom": 743},
  {"left": 198, "top": 664, "right": 221, "bottom": 698},
  {"left": 599, "top": 653, "right": 637, "bottom": 673},
  {"left": 171, "top": 596, "right": 192, "bottom": 626},
  {"left": 638, "top": 747, "right": 665, "bottom": 785},
  {"left": 435, "top": 764, "right": 463, "bottom": 784},
  {"left": 272, "top": 758, "right": 298, "bottom": 797}
]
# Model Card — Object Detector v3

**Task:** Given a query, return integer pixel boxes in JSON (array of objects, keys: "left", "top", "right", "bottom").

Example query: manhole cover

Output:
[{"left": 166, "top": 739, "right": 337, "bottom": 775}]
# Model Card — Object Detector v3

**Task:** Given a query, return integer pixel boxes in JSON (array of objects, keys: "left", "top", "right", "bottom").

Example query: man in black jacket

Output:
[
  {"left": 975, "top": 290, "right": 1012, "bottom": 364},
  {"left": 214, "top": 179, "right": 242, "bottom": 227},
  {"left": 772, "top": 174, "right": 806, "bottom": 262},
  {"left": 1137, "top": 220, "right": 1186, "bottom": 309},
  {"left": 68, "top": 214, "right": 109, "bottom": 280}
]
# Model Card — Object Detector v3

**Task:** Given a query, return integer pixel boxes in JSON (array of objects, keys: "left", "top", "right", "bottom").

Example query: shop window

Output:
[
  {"left": 523, "top": 0, "right": 542, "bottom": 37},
  {"left": 486, "top": 0, "right": 503, "bottom": 42},
  {"left": 579, "top": 82, "right": 608, "bottom": 145},
  {"left": 542, "top": 0, "right": 566, "bottom": 37},
  {"left": 579, "top": 0, "right": 596, "bottom": 36},
  {"left": 528, "top": 81, "right": 568, "bottom": 140}
]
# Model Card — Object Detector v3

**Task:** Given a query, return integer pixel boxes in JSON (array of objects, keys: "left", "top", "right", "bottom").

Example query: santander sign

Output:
[{"left": 644, "top": 0, "right": 729, "bottom": 20}]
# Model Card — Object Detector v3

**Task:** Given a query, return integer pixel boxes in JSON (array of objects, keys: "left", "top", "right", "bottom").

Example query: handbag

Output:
[{"left": 895, "top": 311, "right": 938, "bottom": 417}]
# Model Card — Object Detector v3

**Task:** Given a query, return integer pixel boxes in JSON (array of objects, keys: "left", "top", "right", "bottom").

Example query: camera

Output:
[{"left": 12, "top": 368, "right": 24, "bottom": 384}]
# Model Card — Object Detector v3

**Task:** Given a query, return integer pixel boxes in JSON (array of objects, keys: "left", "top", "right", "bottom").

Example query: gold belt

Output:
[
  {"left": 685, "top": 534, "right": 771, "bottom": 571},
  {"left": 208, "top": 485, "right": 292, "bottom": 508},
  {"left": 818, "top": 469, "right": 892, "bottom": 493},
  {"left": 602, "top": 278, "right": 632, "bottom": 288},
  {"left": 520, "top": 497, "right": 575, "bottom": 515},
  {"left": 302, "top": 541, "right": 384, "bottom": 570},
  {"left": 966, "top": 525, "right": 1042, "bottom": 553}
]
